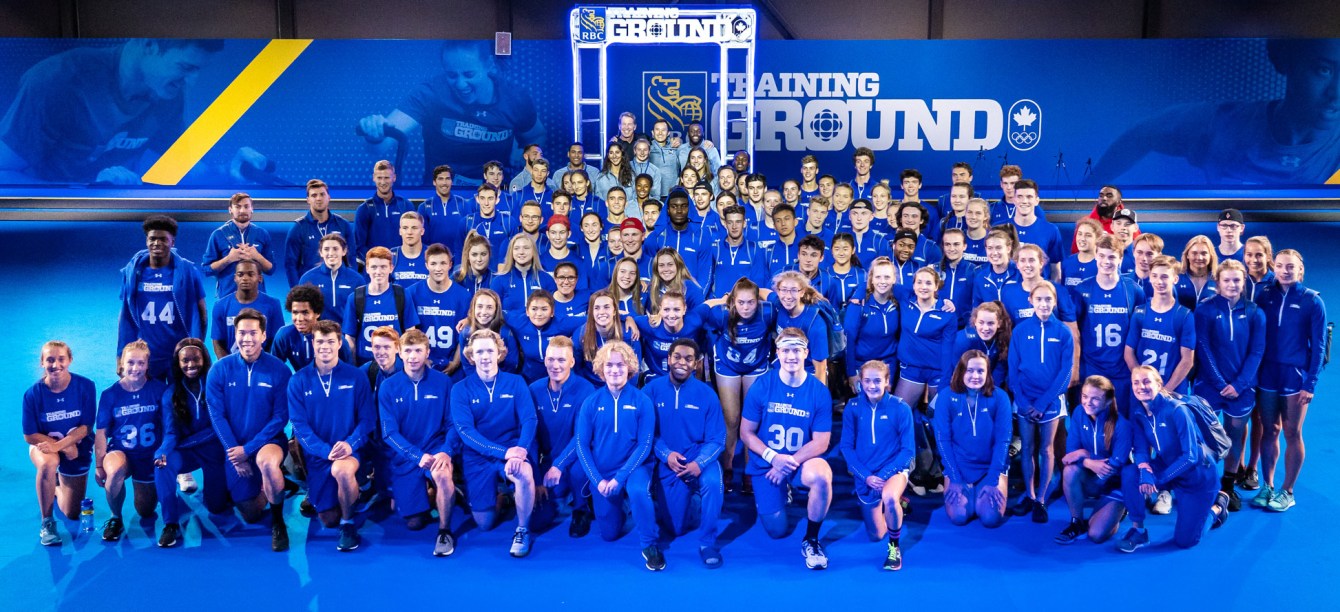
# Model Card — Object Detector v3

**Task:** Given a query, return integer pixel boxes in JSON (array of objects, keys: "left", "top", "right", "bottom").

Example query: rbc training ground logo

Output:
[
  {"left": 644, "top": 73, "right": 706, "bottom": 135},
  {"left": 1008, "top": 99, "right": 1041, "bottom": 151},
  {"left": 576, "top": 7, "right": 606, "bottom": 43}
]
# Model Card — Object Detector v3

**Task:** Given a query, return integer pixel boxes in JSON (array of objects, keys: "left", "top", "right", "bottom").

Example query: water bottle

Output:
[{"left": 79, "top": 498, "right": 95, "bottom": 534}]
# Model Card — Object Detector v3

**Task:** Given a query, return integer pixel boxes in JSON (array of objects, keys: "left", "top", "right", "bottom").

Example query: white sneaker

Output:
[
  {"left": 177, "top": 473, "right": 199, "bottom": 494},
  {"left": 1151, "top": 490, "right": 1173, "bottom": 515}
]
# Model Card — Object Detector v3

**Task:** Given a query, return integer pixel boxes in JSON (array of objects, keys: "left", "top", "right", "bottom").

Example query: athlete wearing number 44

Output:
[
  {"left": 740, "top": 328, "right": 835, "bottom": 570},
  {"left": 118, "top": 215, "right": 207, "bottom": 381}
]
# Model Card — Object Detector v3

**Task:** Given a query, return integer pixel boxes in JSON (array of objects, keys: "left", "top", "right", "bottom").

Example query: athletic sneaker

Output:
[
  {"left": 509, "top": 528, "right": 532, "bottom": 557},
  {"left": 433, "top": 529, "right": 455, "bottom": 557},
  {"left": 1009, "top": 496, "right": 1034, "bottom": 517},
  {"left": 177, "top": 473, "right": 199, "bottom": 494},
  {"left": 642, "top": 545, "right": 667, "bottom": 571},
  {"left": 1116, "top": 527, "right": 1149, "bottom": 553},
  {"left": 1266, "top": 489, "right": 1296, "bottom": 512},
  {"left": 1212, "top": 492, "right": 1231, "bottom": 529},
  {"left": 157, "top": 523, "right": 182, "bottom": 548},
  {"left": 802, "top": 538, "right": 828, "bottom": 570},
  {"left": 1225, "top": 487, "right": 1242, "bottom": 512},
  {"left": 1055, "top": 519, "right": 1088, "bottom": 544},
  {"left": 1239, "top": 468, "right": 1260, "bottom": 491},
  {"left": 337, "top": 523, "right": 360, "bottom": 552},
  {"left": 569, "top": 509, "right": 592, "bottom": 538},
  {"left": 299, "top": 497, "right": 317, "bottom": 518},
  {"left": 353, "top": 489, "right": 383, "bottom": 514},
  {"left": 882, "top": 540, "right": 903, "bottom": 571},
  {"left": 1250, "top": 486, "right": 1275, "bottom": 509},
  {"left": 39, "top": 517, "right": 61, "bottom": 547},
  {"left": 1032, "top": 501, "right": 1049, "bottom": 523},
  {"left": 272, "top": 523, "right": 289, "bottom": 552},
  {"left": 101, "top": 517, "right": 124, "bottom": 542},
  {"left": 699, "top": 545, "right": 723, "bottom": 568},
  {"left": 1151, "top": 490, "right": 1173, "bottom": 515}
]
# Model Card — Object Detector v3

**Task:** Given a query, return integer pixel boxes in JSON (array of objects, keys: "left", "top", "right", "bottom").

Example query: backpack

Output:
[
  {"left": 353, "top": 284, "right": 406, "bottom": 332},
  {"left": 813, "top": 299, "right": 847, "bottom": 354},
  {"left": 1168, "top": 392, "right": 1231, "bottom": 462}
]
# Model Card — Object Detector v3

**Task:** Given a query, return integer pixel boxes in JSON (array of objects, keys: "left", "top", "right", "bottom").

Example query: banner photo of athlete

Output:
[{"left": 0, "top": 37, "right": 1336, "bottom": 191}]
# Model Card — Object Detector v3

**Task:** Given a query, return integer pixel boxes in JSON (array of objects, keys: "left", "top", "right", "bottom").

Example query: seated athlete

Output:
[
  {"left": 94, "top": 341, "right": 168, "bottom": 541},
  {"left": 23, "top": 340, "right": 96, "bottom": 546}
]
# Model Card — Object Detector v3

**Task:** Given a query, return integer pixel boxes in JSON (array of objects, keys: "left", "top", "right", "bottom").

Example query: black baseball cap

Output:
[
  {"left": 1113, "top": 208, "right": 1138, "bottom": 224},
  {"left": 1219, "top": 209, "right": 1244, "bottom": 224}
]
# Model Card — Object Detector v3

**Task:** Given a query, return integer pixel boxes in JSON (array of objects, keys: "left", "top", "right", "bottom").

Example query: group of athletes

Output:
[{"left": 22, "top": 124, "right": 1327, "bottom": 572}]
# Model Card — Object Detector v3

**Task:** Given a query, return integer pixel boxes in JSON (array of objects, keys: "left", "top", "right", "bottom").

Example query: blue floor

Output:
[{"left": 1, "top": 220, "right": 1337, "bottom": 610}]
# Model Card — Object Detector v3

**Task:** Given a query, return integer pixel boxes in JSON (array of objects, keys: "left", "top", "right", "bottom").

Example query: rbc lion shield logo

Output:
[
  {"left": 1008, "top": 99, "right": 1041, "bottom": 151},
  {"left": 643, "top": 73, "right": 707, "bottom": 137},
  {"left": 574, "top": 7, "right": 606, "bottom": 43}
]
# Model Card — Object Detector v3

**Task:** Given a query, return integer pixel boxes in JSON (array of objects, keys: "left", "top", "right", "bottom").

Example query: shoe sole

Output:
[
  {"left": 338, "top": 542, "right": 360, "bottom": 552},
  {"left": 1118, "top": 542, "right": 1146, "bottom": 553},
  {"left": 40, "top": 538, "right": 61, "bottom": 547},
  {"left": 157, "top": 540, "right": 178, "bottom": 548},
  {"left": 883, "top": 562, "right": 902, "bottom": 571},
  {"left": 806, "top": 561, "right": 828, "bottom": 570},
  {"left": 434, "top": 550, "right": 454, "bottom": 557},
  {"left": 510, "top": 549, "right": 530, "bottom": 558},
  {"left": 1266, "top": 502, "right": 1294, "bottom": 512}
]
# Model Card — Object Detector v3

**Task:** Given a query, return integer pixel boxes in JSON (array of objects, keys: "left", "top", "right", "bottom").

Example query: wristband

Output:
[{"left": 762, "top": 449, "right": 778, "bottom": 463}]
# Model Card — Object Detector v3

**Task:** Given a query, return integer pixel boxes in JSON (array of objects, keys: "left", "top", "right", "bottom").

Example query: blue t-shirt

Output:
[
  {"left": 390, "top": 247, "right": 430, "bottom": 287},
  {"left": 22, "top": 375, "right": 98, "bottom": 450},
  {"left": 1073, "top": 277, "right": 1146, "bottom": 378},
  {"left": 97, "top": 379, "right": 169, "bottom": 455},
  {"left": 210, "top": 292, "right": 286, "bottom": 354},
  {"left": 399, "top": 74, "right": 538, "bottom": 185},
  {"left": 406, "top": 281, "right": 472, "bottom": 369},
  {"left": 741, "top": 371, "right": 832, "bottom": 475},
  {"left": 1061, "top": 254, "right": 1097, "bottom": 289},
  {"left": 341, "top": 286, "right": 420, "bottom": 365},
  {"left": 133, "top": 264, "right": 192, "bottom": 373},
  {"left": 1125, "top": 303, "right": 1196, "bottom": 389}
]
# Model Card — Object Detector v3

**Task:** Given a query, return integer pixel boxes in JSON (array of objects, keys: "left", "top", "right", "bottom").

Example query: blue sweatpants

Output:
[
  {"left": 655, "top": 461, "right": 723, "bottom": 548},
  {"left": 589, "top": 463, "right": 659, "bottom": 547},
  {"left": 155, "top": 439, "right": 231, "bottom": 524},
  {"left": 1121, "top": 462, "right": 1220, "bottom": 549}
]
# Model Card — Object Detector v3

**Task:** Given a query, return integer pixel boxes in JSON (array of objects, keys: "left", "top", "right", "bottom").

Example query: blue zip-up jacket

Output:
[
  {"left": 709, "top": 238, "right": 768, "bottom": 298},
  {"left": 202, "top": 220, "right": 277, "bottom": 295},
  {"left": 645, "top": 376, "right": 726, "bottom": 468},
  {"left": 490, "top": 266, "right": 558, "bottom": 313},
  {"left": 630, "top": 314, "right": 705, "bottom": 378},
  {"left": 1194, "top": 294, "right": 1267, "bottom": 396},
  {"left": 287, "top": 361, "right": 374, "bottom": 458},
  {"left": 1008, "top": 315, "right": 1074, "bottom": 414},
  {"left": 840, "top": 393, "right": 916, "bottom": 482},
  {"left": 271, "top": 324, "right": 352, "bottom": 371},
  {"left": 1130, "top": 393, "right": 1213, "bottom": 486},
  {"left": 378, "top": 369, "right": 457, "bottom": 463},
  {"left": 942, "top": 328, "right": 1009, "bottom": 391},
  {"left": 1254, "top": 280, "right": 1327, "bottom": 393},
  {"left": 510, "top": 316, "right": 583, "bottom": 383},
  {"left": 457, "top": 323, "right": 522, "bottom": 376},
  {"left": 299, "top": 263, "right": 366, "bottom": 322},
  {"left": 937, "top": 259, "right": 980, "bottom": 328},
  {"left": 451, "top": 372, "right": 537, "bottom": 460},
  {"left": 932, "top": 388, "right": 1013, "bottom": 484},
  {"left": 575, "top": 384, "right": 656, "bottom": 484},
  {"left": 419, "top": 194, "right": 471, "bottom": 261},
  {"left": 530, "top": 374, "right": 597, "bottom": 472},
  {"left": 1065, "top": 409, "right": 1132, "bottom": 474},
  {"left": 284, "top": 211, "right": 355, "bottom": 285},
  {"left": 971, "top": 263, "right": 1021, "bottom": 308},
  {"left": 157, "top": 381, "right": 218, "bottom": 459},
  {"left": 646, "top": 223, "right": 713, "bottom": 283},
  {"left": 572, "top": 323, "right": 642, "bottom": 386},
  {"left": 205, "top": 352, "right": 291, "bottom": 455},
  {"left": 118, "top": 249, "right": 206, "bottom": 356},
  {"left": 843, "top": 294, "right": 900, "bottom": 377},
  {"left": 896, "top": 298, "right": 957, "bottom": 371},
  {"left": 1246, "top": 270, "right": 1275, "bottom": 303},
  {"left": 353, "top": 193, "right": 413, "bottom": 260}
]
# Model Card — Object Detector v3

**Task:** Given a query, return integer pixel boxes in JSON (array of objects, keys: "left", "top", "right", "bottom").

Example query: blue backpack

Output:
[{"left": 1168, "top": 392, "right": 1231, "bottom": 462}]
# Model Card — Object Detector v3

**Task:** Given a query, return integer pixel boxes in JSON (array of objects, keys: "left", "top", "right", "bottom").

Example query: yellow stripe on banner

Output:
[
  {"left": 142, "top": 39, "right": 312, "bottom": 185},
  {"left": 1327, "top": 167, "right": 1340, "bottom": 185}
]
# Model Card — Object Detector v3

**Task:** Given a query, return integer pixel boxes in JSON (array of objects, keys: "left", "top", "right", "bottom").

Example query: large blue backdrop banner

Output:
[{"left": 0, "top": 37, "right": 1336, "bottom": 192}]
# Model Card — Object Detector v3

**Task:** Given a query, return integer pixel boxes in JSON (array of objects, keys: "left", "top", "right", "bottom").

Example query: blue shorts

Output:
[
  {"left": 304, "top": 451, "right": 361, "bottom": 514},
  {"left": 713, "top": 351, "right": 769, "bottom": 378},
  {"left": 853, "top": 469, "right": 909, "bottom": 506},
  {"left": 1197, "top": 384, "right": 1255, "bottom": 419},
  {"left": 899, "top": 363, "right": 941, "bottom": 387},
  {"left": 1014, "top": 396, "right": 1067, "bottom": 423},
  {"left": 1259, "top": 363, "right": 1306, "bottom": 396},
  {"left": 1079, "top": 469, "right": 1123, "bottom": 503},
  {"left": 224, "top": 440, "right": 286, "bottom": 503},
  {"left": 751, "top": 468, "right": 808, "bottom": 516},
  {"left": 463, "top": 451, "right": 519, "bottom": 514},
  {"left": 109, "top": 449, "right": 157, "bottom": 484},
  {"left": 57, "top": 439, "right": 94, "bottom": 478},
  {"left": 388, "top": 458, "right": 438, "bottom": 519}
]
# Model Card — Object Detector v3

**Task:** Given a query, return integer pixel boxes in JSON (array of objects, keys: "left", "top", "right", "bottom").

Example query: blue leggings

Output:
[
  {"left": 155, "top": 440, "right": 231, "bottom": 524},
  {"left": 1121, "top": 462, "right": 1219, "bottom": 549},
  {"left": 655, "top": 462, "right": 723, "bottom": 548},
  {"left": 589, "top": 464, "right": 659, "bottom": 548}
]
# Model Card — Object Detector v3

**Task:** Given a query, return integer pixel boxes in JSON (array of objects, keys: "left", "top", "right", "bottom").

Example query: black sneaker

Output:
[
  {"left": 1054, "top": 519, "right": 1088, "bottom": 544},
  {"left": 272, "top": 522, "right": 289, "bottom": 552},
  {"left": 699, "top": 545, "right": 723, "bottom": 568},
  {"left": 157, "top": 522, "right": 182, "bottom": 548},
  {"left": 1239, "top": 468, "right": 1260, "bottom": 491},
  {"left": 1009, "top": 496, "right": 1034, "bottom": 517},
  {"left": 569, "top": 509, "right": 592, "bottom": 538},
  {"left": 642, "top": 545, "right": 667, "bottom": 571},
  {"left": 337, "top": 523, "right": 360, "bottom": 552},
  {"left": 882, "top": 540, "right": 903, "bottom": 571},
  {"left": 741, "top": 475, "right": 754, "bottom": 497},
  {"left": 1225, "top": 487, "right": 1242, "bottom": 512},
  {"left": 299, "top": 497, "right": 317, "bottom": 518},
  {"left": 1032, "top": 501, "right": 1049, "bottom": 523},
  {"left": 101, "top": 517, "right": 124, "bottom": 542}
]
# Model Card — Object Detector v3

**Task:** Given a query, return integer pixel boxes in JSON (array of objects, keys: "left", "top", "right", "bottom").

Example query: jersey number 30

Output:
[{"left": 767, "top": 424, "right": 805, "bottom": 452}]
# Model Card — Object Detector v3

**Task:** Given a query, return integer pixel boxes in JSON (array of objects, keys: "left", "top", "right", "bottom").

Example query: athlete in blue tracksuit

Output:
[
  {"left": 353, "top": 189, "right": 413, "bottom": 262},
  {"left": 941, "top": 303, "right": 1010, "bottom": 393},
  {"left": 1118, "top": 367, "right": 1228, "bottom": 552},
  {"left": 287, "top": 326, "right": 375, "bottom": 542},
  {"left": 1007, "top": 282, "right": 1075, "bottom": 521},
  {"left": 204, "top": 311, "right": 292, "bottom": 548},
  {"left": 490, "top": 263, "right": 557, "bottom": 314},
  {"left": 1194, "top": 264, "right": 1266, "bottom": 506},
  {"left": 284, "top": 205, "right": 355, "bottom": 286},
  {"left": 843, "top": 273, "right": 901, "bottom": 386},
  {"left": 936, "top": 247, "right": 980, "bottom": 329},
  {"left": 1056, "top": 377, "right": 1132, "bottom": 544},
  {"left": 530, "top": 343, "right": 597, "bottom": 533},
  {"left": 932, "top": 351, "right": 1012, "bottom": 528},
  {"left": 840, "top": 360, "right": 915, "bottom": 570},
  {"left": 119, "top": 218, "right": 208, "bottom": 381},
  {"left": 627, "top": 296, "right": 705, "bottom": 381},
  {"left": 1072, "top": 240, "right": 1146, "bottom": 415},
  {"left": 1252, "top": 250, "right": 1326, "bottom": 512},
  {"left": 644, "top": 340, "right": 726, "bottom": 566},
  {"left": 451, "top": 329, "right": 537, "bottom": 554},
  {"left": 154, "top": 339, "right": 230, "bottom": 547},
  {"left": 210, "top": 286, "right": 285, "bottom": 357},
  {"left": 202, "top": 207, "right": 278, "bottom": 297},
  {"left": 299, "top": 238, "right": 367, "bottom": 323},
  {"left": 574, "top": 342, "right": 661, "bottom": 568},
  {"left": 377, "top": 337, "right": 458, "bottom": 546},
  {"left": 708, "top": 219, "right": 768, "bottom": 298}
]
